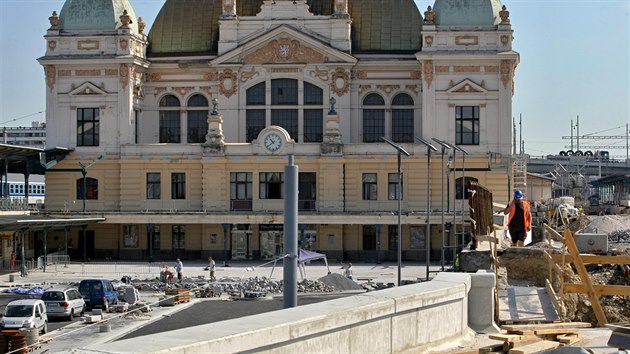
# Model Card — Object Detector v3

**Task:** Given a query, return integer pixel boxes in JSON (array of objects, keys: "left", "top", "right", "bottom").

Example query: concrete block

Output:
[
  {"left": 84, "top": 315, "right": 102, "bottom": 323},
  {"left": 468, "top": 270, "right": 500, "bottom": 334},
  {"left": 459, "top": 250, "right": 492, "bottom": 273},
  {"left": 574, "top": 233, "right": 608, "bottom": 252},
  {"left": 92, "top": 309, "right": 102, "bottom": 316}
]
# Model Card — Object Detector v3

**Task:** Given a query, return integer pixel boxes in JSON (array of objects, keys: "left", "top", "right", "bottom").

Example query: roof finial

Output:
[
  {"left": 49, "top": 11, "right": 59, "bottom": 29},
  {"left": 119, "top": 9, "right": 132, "bottom": 29},
  {"left": 424, "top": 6, "right": 435, "bottom": 25},
  {"left": 499, "top": 5, "right": 510, "bottom": 25}
]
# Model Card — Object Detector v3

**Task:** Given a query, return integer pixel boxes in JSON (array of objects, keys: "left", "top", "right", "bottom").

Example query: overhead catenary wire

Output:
[{"left": 0, "top": 110, "right": 45, "bottom": 125}]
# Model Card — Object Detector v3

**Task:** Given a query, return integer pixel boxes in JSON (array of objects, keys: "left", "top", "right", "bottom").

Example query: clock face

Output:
[{"left": 264, "top": 133, "right": 283, "bottom": 152}]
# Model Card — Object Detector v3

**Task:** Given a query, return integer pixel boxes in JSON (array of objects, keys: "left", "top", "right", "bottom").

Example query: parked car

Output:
[
  {"left": 0, "top": 299, "right": 48, "bottom": 333},
  {"left": 41, "top": 287, "right": 86, "bottom": 320},
  {"left": 78, "top": 279, "right": 118, "bottom": 311}
]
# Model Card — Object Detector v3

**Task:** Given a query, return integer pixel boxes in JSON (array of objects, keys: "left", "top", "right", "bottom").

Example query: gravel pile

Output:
[
  {"left": 317, "top": 273, "right": 364, "bottom": 291},
  {"left": 583, "top": 215, "right": 630, "bottom": 234}
]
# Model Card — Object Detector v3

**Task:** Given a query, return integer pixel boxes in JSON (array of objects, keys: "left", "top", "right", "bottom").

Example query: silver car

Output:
[
  {"left": 41, "top": 287, "right": 85, "bottom": 320},
  {"left": 0, "top": 299, "right": 48, "bottom": 333}
]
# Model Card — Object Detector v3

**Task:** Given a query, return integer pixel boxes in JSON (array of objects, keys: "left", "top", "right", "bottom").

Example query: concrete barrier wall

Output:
[{"left": 78, "top": 273, "right": 473, "bottom": 354}]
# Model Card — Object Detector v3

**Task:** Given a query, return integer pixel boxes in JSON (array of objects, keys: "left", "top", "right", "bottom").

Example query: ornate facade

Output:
[{"left": 38, "top": 0, "right": 519, "bottom": 262}]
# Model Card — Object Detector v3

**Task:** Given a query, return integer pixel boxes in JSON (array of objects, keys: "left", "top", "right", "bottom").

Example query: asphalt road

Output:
[{"left": 118, "top": 293, "right": 351, "bottom": 340}]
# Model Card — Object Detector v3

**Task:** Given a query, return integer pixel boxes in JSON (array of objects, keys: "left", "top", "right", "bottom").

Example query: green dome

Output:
[
  {"left": 148, "top": 0, "right": 422, "bottom": 56},
  {"left": 59, "top": 0, "right": 138, "bottom": 32},
  {"left": 433, "top": 0, "right": 503, "bottom": 26}
]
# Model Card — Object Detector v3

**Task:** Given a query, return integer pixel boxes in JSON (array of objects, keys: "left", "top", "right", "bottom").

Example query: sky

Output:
[{"left": 0, "top": 0, "right": 628, "bottom": 158}]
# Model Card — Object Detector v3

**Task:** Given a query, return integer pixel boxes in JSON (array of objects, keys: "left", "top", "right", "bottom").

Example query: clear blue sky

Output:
[{"left": 1, "top": 0, "right": 628, "bottom": 157}]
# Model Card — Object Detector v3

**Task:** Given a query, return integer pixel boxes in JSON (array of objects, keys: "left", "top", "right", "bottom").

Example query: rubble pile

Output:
[
  {"left": 608, "top": 229, "right": 630, "bottom": 243},
  {"left": 318, "top": 273, "right": 364, "bottom": 291},
  {"left": 583, "top": 215, "right": 630, "bottom": 234}
]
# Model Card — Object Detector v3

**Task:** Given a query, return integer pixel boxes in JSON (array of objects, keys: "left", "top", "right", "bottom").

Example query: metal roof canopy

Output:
[
  {"left": 0, "top": 144, "right": 72, "bottom": 175},
  {"left": 590, "top": 174, "right": 630, "bottom": 187},
  {"left": 0, "top": 215, "right": 105, "bottom": 232}
]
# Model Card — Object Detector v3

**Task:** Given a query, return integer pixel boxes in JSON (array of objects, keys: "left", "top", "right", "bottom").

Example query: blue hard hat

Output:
[{"left": 514, "top": 190, "right": 523, "bottom": 199}]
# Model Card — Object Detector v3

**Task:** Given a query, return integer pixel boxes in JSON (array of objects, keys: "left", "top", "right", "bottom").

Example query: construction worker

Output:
[{"left": 502, "top": 190, "right": 532, "bottom": 247}]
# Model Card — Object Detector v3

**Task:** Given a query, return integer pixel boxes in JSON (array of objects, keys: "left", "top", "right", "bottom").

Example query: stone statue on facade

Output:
[
  {"left": 333, "top": 0, "right": 348, "bottom": 17},
  {"left": 499, "top": 5, "right": 510, "bottom": 25},
  {"left": 138, "top": 17, "right": 146, "bottom": 34},
  {"left": 203, "top": 98, "right": 226, "bottom": 154},
  {"left": 222, "top": 0, "right": 237, "bottom": 18},
  {"left": 49, "top": 11, "right": 59, "bottom": 30},
  {"left": 424, "top": 6, "right": 435, "bottom": 25}
]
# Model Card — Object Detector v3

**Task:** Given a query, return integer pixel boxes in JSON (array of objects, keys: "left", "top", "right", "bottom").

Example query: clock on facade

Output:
[{"left": 263, "top": 132, "right": 283, "bottom": 152}]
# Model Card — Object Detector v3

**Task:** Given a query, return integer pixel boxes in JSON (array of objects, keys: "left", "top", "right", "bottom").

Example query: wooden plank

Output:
[
  {"left": 488, "top": 333, "right": 530, "bottom": 342},
  {"left": 508, "top": 340, "right": 560, "bottom": 354},
  {"left": 563, "top": 229, "right": 608, "bottom": 327},
  {"left": 533, "top": 328, "right": 578, "bottom": 335},
  {"left": 476, "top": 235, "right": 498, "bottom": 244},
  {"left": 504, "top": 338, "right": 542, "bottom": 352},
  {"left": 551, "top": 254, "right": 630, "bottom": 265},
  {"left": 563, "top": 283, "right": 630, "bottom": 296},
  {"left": 478, "top": 343, "right": 504, "bottom": 353},
  {"left": 544, "top": 224, "right": 564, "bottom": 242},
  {"left": 545, "top": 279, "right": 563, "bottom": 317},
  {"left": 501, "top": 322, "right": 592, "bottom": 331},
  {"left": 557, "top": 333, "right": 582, "bottom": 345}
]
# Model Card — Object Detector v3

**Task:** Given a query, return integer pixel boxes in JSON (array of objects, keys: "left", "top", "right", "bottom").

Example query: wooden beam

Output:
[
  {"left": 563, "top": 229, "right": 608, "bottom": 327},
  {"left": 545, "top": 279, "right": 563, "bottom": 317},
  {"left": 551, "top": 254, "right": 630, "bottom": 265},
  {"left": 501, "top": 322, "right": 592, "bottom": 331},
  {"left": 507, "top": 340, "right": 559, "bottom": 354},
  {"left": 543, "top": 224, "right": 564, "bottom": 242},
  {"left": 563, "top": 283, "right": 630, "bottom": 296},
  {"left": 476, "top": 235, "right": 498, "bottom": 244}
]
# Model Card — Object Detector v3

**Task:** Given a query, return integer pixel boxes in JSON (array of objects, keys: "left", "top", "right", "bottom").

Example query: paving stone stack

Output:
[{"left": 609, "top": 229, "right": 630, "bottom": 243}]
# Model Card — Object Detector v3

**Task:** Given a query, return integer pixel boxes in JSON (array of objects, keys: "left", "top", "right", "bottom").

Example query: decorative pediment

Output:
[
  {"left": 446, "top": 79, "right": 487, "bottom": 94},
  {"left": 211, "top": 25, "right": 357, "bottom": 66},
  {"left": 68, "top": 82, "right": 107, "bottom": 96}
]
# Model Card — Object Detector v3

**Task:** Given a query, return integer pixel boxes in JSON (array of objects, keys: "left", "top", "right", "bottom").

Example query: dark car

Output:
[{"left": 78, "top": 279, "right": 118, "bottom": 311}]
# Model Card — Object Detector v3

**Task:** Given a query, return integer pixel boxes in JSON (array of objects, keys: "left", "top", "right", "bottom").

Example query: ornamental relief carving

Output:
[
  {"left": 77, "top": 40, "right": 99, "bottom": 50},
  {"left": 200, "top": 86, "right": 213, "bottom": 96},
  {"left": 422, "top": 60, "right": 434, "bottom": 87},
  {"left": 240, "top": 67, "right": 259, "bottom": 83},
  {"left": 219, "top": 69, "right": 238, "bottom": 98},
  {"left": 405, "top": 85, "right": 419, "bottom": 95},
  {"left": 120, "top": 64, "right": 129, "bottom": 89},
  {"left": 147, "top": 73, "right": 162, "bottom": 82},
  {"left": 411, "top": 70, "right": 422, "bottom": 80},
  {"left": 173, "top": 87, "right": 194, "bottom": 96},
  {"left": 500, "top": 35, "right": 510, "bottom": 46},
  {"left": 105, "top": 69, "right": 118, "bottom": 76},
  {"left": 76, "top": 69, "right": 101, "bottom": 76},
  {"left": 359, "top": 85, "right": 372, "bottom": 95},
  {"left": 484, "top": 66, "right": 499, "bottom": 73},
  {"left": 454, "top": 66, "right": 481, "bottom": 73},
  {"left": 153, "top": 87, "right": 167, "bottom": 97},
  {"left": 48, "top": 40, "right": 56, "bottom": 50},
  {"left": 330, "top": 68, "right": 350, "bottom": 96},
  {"left": 271, "top": 68, "right": 299, "bottom": 73},
  {"left": 243, "top": 38, "right": 327, "bottom": 64},
  {"left": 120, "top": 39, "right": 128, "bottom": 50},
  {"left": 500, "top": 60, "right": 512, "bottom": 88},
  {"left": 424, "top": 35, "right": 433, "bottom": 47},
  {"left": 45, "top": 65, "right": 56, "bottom": 91},
  {"left": 309, "top": 67, "right": 329, "bottom": 81},
  {"left": 376, "top": 85, "right": 400, "bottom": 95},
  {"left": 352, "top": 70, "right": 367, "bottom": 80},
  {"left": 435, "top": 66, "right": 449, "bottom": 73},
  {"left": 203, "top": 72, "right": 219, "bottom": 81},
  {"left": 58, "top": 69, "right": 72, "bottom": 77}
]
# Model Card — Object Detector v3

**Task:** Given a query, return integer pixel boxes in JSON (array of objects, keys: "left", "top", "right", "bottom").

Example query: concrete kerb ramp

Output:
[{"left": 74, "top": 272, "right": 491, "bottom": 354}]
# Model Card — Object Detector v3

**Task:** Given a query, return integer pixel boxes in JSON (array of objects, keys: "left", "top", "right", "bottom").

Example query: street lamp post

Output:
[
  {"left": 79, "top": 156, "right": 103, "bottom": 213},
  {"left": 382, "top": 137, "right": 410, "bottom": 286},
  {"left": 415, "top": 137, "right": 437, "bottom": 281},
  {"left": 452, "top": 145, "right": 468, "bottom": 251},
  {"left": 222, "top": 223, "right": 230, "bottom": 267},
  {"left": 432, "top": 138, "right": 453, "bottom": 271}
]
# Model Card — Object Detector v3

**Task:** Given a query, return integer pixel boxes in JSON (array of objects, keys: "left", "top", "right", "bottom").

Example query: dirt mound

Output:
[{"left": 318, "top": 273, "right": 364, "bottom": 291}]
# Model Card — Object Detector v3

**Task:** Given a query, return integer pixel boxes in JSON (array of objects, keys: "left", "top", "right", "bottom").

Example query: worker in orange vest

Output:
[{"left": 502, "top": 190, "right": 532, "bottom": 247}]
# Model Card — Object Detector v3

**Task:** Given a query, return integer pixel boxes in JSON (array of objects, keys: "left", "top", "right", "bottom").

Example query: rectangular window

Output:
[
  {"left": 230, "top": 172, "right": 253, "bottom": 211},
  {"left": 123, "top": 225, "right": 139, "bottom": 248},
  {"left": 388, "top": 225, "right": 398, "bottom": 251},
  {"left": 362, "top": 225, "right": 376, "bottom": 250},
  {"left": 362, "top": 173, "right": 377, "bottom": 200},
  {"left": 172, "top": 225, "right": 185, "bottom": 250},
  {"left": 303, "top": 109, "right": 323, "bottom": 143},
  {"left": 363, "top": 109, "right": 385, "bottom": 143},
  {"left": 388, "top": 173, "right": 403, "bottom": 200},
  {"left": 246, "top": 110, "right": 265, "bottom": 142},
  {"left": 134, "top": 110, "right": 139, "bottom": 144},
  {"left": 392, "top": 109, "right": 414, "bottom": 143},
  {"left": 159, "top": 111, "right": 180, "bottom": 143},
  {"left": 150, "top": 225, "right": 161, "bottom": 250},
  {"left": 171, "top": 173, "right": 185, "bottom": 199},
  {"left": 259, "top": 172, "right": 283, "bottom": 199},
  {"left": 271, "top": 109, "right": 298, "bottom": 141},
  {"left": 147, "top": 173, "right": 161, "bottom": 199},
  {"left": 298, "top": 172, "right": 316, "bottom": 211},
  {"left": 187, "top": 110, "right": 208, "bottom": 143},
  {"left": 456, "top": 106, "right": 480, "bottom": 145},
  {"left": 77, "top": 108, "right": 99, "bottom": 146}
]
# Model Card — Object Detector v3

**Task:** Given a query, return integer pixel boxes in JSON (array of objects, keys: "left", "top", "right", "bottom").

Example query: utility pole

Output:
[
  {"left": 570, "top": 119, "right": 574, "bottom": 152},
  {"left": 576, "top": 115, "right": 580, "bottom": 152},
  {"left": 512, "top": 117, "right": 516, "bottom": 155},
  {"left": 519, "top": 114, "right": 522, "bottom": 155}
]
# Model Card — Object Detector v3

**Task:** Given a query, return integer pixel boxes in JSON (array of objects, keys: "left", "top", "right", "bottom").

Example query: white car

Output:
[
  {"left": 0, "top": 299, "right": 48, "bottom": 333},
  {"left": 41, "top": 287, "right": 86, "bottom": 320}
]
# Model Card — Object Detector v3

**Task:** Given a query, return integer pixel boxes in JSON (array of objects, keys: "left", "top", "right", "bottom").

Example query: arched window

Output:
[
  {"left": 187, "top": 94, "right": 209, "bottom": 143},
  {"left": 246, "top": 82, "right": 266, "bottom": 142},
  {"left": 271, "top": 79, "right": 298, "bottom": 141},
  {"left": 391, "top": 93, "right": 414, "bottom": 143},
  {"left": 76, "top": 177, "right": 98, "bottom": 200},
  {"left": 362, "top": 93, "right": 385, "bottom": 142},
  {"left": 159, "top": 95, "right": 181, "bottom": 143},
  {"left": 303, "top": 82, "right": 323, "bottom": 142},
  {"left": 455, "top": 176, "right": 478, "bottom": 199}
]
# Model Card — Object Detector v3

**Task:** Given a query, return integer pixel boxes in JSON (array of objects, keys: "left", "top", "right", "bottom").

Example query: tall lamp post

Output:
[
  {"left": 382, "top": 137, "right": 410, "bottom": 286},
  {"left": 415, "top": 137, "right": 437, "bottom": 281},
  {"left": 432, "top": 138, "right": 453, "bottom": 271},
  {"left": 222, "top": 223, "right": 230, "bottom": 267}
]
